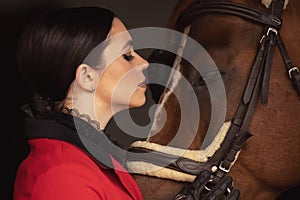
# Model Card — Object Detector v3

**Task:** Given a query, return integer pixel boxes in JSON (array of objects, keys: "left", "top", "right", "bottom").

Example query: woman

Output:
[
  {"left": 14, "top": 6, "right": 148, "bottom": 200},
  {"left": 14, "top": 6, "right": 240, "bottom": 200}
]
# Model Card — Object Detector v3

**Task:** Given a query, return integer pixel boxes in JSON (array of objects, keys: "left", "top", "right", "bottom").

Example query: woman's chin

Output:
[{"left": 129, "top": 96, "right": 147, "bottom": 108}]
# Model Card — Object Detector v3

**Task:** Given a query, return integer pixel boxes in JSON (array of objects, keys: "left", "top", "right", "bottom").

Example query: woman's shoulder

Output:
[
  {"left": 27, "top": 138, "right": 103, "bottom": 173},
  {"left": 17, "top": 137, "right": 105, "bottom": 174},
  {"left": 14, "top": 138, "right": 108, "bottom": 199},
  {"left": 15, "top": 157, "right": 106, "bottom": 200}
]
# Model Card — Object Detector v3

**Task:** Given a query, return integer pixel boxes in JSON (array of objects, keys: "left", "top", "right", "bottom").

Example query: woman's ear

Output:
[{"left": 74, "top": 64, "right": 98, "bottom": 93}]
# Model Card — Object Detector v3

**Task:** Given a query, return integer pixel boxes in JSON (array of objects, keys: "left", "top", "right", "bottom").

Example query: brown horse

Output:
[{"left": 126, "top": 0, "right": 300, "bottom": 199}]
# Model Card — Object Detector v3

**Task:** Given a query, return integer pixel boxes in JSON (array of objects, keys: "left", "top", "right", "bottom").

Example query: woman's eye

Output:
[{"left": 123, "top": 53, "right": 134, "bottom": 61}]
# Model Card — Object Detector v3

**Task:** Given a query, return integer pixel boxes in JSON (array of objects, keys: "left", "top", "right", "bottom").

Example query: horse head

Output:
[{"left": 126, "top": 0, "right": 300, "bottom": 199}]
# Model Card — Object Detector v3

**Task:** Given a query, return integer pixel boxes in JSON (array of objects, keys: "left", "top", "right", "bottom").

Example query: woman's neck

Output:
[
  {"left": 59, "top": 106, "right": 103, "bottom": 131},
  {"left": 62, "top": 101, "right": 116, "bottom": 131},
  {"left": 62, "top": 87, "right": 123, "bottom": 131}
]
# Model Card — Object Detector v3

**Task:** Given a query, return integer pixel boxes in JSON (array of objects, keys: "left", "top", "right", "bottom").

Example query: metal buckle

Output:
[
  {"left": 260, "top": 27, "right": 278, "bottom": 43},
  {"left": 288, "top": 66, "right": 299, "bottom": 79},
  {"left": 270, "top": 17, "right": 282, "bottom": 26},
  {"left": 204, "top": 179, "right": 214, "bottom": 191},
  {"left": 227, "top": 187, "right": 231, "bottom": 194},
  {"left": 174, "top": 194, "right": 187, "bottom": 200},
  {"left": 260, "top": 35, "right": 266, "bottom": 43},
  {"left": 266, "top": 27, "right": 278, "bottom": 36},
  {"left": 219, "top": 161, "right": 230, "bottom": 173}
]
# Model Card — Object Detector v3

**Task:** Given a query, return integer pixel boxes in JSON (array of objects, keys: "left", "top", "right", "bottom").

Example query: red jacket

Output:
[{"left": 14, "top": 138, "right": 143, "bottom": 200}]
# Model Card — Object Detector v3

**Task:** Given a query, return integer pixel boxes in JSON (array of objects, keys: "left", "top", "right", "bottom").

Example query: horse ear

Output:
[
  {"left": 167, "top": 0, "right": 194, "bottom": 29},
  {"left": 261, "top": 0, "right": 289, "bottom": 9},
  {"left": 261, "top": 0, "right": 272, "bottom": 8}
]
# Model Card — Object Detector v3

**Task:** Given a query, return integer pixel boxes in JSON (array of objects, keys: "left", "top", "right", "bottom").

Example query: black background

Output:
[{"left": 1, "top": 0, "right": 299, "bottom": 199}]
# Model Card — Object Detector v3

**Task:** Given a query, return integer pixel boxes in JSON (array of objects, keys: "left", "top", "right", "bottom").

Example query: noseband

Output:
[{"left": 126, "top": 0, "right": 300, "bottom": 191}]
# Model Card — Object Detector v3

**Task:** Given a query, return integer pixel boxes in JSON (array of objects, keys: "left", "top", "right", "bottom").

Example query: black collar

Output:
[{"left": 23, "top": 110, "right": 118, "bottom": 168}]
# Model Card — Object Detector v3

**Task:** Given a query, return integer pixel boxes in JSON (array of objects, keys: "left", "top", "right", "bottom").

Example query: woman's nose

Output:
[{"left": 135, "top": 53, "right": 149, "bottom": 70}]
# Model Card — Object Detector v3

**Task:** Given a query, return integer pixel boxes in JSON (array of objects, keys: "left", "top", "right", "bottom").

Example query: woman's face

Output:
[{"left": 95, "top": 17, "right": 149, "bottom": 112}]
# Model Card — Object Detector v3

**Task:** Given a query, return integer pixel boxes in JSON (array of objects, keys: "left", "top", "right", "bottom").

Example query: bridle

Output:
[{"left": 126, "top": 0, "right": 300, "bottom": 192}]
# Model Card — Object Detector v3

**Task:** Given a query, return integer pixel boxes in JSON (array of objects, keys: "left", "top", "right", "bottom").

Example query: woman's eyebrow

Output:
[{"left": 122, "top": 40, "right": 133, "bottom": 50}]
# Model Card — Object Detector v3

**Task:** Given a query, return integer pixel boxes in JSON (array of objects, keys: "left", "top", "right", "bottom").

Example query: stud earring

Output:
[{"left": 91, "top": 86, "right": 96, "bottom": 93}]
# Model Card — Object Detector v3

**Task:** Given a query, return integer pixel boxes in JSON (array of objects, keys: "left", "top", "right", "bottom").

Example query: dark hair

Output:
[{"left": 17, "top": 7, "right": 115, "bottom": 118}]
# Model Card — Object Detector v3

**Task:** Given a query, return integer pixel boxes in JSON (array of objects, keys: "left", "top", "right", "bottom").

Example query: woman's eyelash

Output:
[{"left": 123, "top": 53, "right": 134, "bottom": 61}]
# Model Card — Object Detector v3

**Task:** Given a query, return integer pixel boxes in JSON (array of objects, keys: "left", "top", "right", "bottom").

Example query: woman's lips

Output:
[
  {"left": 138, "top": 79, "right": 147, "bottom": 88},
  {"left": 139, "top": 79, "right": 146, "bottom": 85}
]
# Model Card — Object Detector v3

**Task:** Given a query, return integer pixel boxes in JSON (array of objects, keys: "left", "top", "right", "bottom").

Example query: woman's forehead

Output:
[
  {"left": 108, "top": 17, "right": 128, "bottom": 37},
  {"left": 107, "top": 17, "right": 132, "bottom": 45},
  {"left": 83, "top": 18, "right": 133, "bottom": 70}
]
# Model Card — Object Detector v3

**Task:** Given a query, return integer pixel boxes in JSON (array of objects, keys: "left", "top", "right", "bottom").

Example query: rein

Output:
[{"left": 126, "top": 0, "right": 300, "bottom": 187}]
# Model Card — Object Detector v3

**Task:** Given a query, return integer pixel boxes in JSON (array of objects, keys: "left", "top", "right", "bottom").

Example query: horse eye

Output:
[
  {"left": 191, "top": 70, "right": 226, "bottom": 90},
  {"left": 191, "top": 76, "right": 206, "bottom": 89},
  {"left": 219, "top": 69, "right": 226, "bottom": 76}
]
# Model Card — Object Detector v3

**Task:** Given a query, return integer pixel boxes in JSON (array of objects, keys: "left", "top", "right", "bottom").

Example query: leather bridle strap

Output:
[
  {"left": 191, "top": 0, "right": 287, "bottom": 187},
  {"left": 261, "top": 0, "right": 284, "bottom": 105},
  {"left": 127, "top": 146, "right": 212, "bottom": 175},
  {"left": 277, "top": 34, "right": 300, "bottom": 96},
  {"left": 176, "top": 1, "right": 282, "bottom": 30},
  {"left": 175, "top": 0, "right": 299, "bottom": 98}
]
